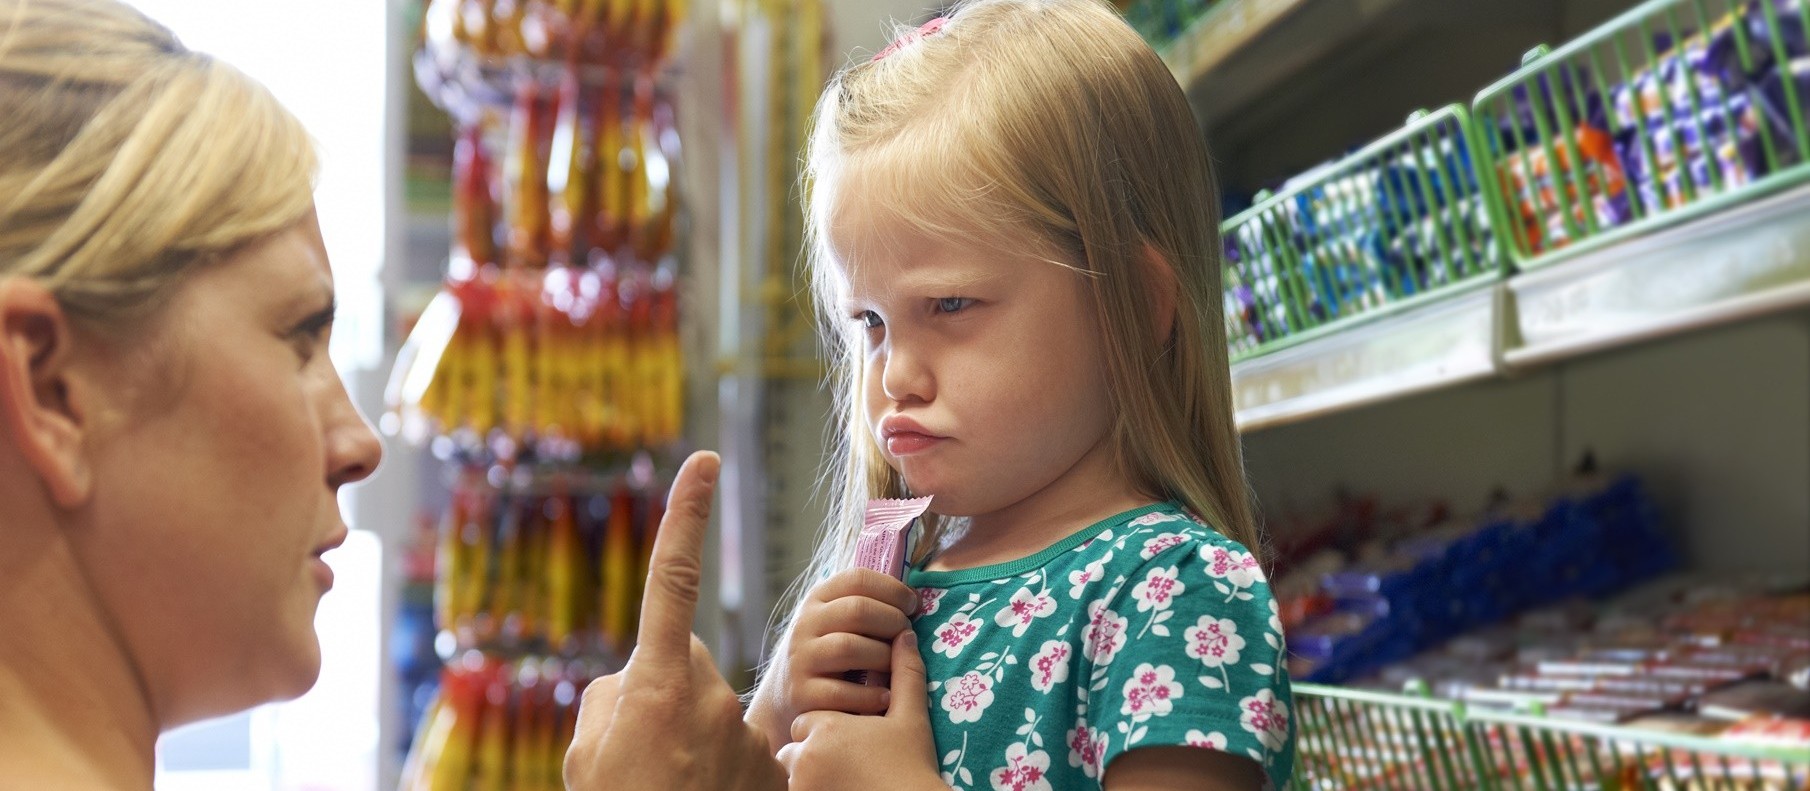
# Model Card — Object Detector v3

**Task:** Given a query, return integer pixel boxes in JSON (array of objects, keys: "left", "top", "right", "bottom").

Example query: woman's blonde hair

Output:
[
  {"left": 796, "top": 0, "right": 1257, "bottom": 604},
  {"left": 0, "top": 0, "right": 317, "bottom": 329}
]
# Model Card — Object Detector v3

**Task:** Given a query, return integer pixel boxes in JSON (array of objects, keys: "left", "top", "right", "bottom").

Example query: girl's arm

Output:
[{"left": 1104, "top": 747, "right": 1268, "bottom": 791}]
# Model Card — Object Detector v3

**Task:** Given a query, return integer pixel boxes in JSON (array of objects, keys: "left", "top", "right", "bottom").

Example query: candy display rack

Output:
[
  {"left": 1219, "top": 104, "right": 1511, "bottom": 429},
  {"left": 1201, "top": 0, "right": 1810, "bottom": 431},
  {"left": 1472, "top": 0, "right": 1810, "bottom": 270},
  {"left": 387, "top": 0, "right": 691, "bottom": 787},
  {"left": 1144, "top": 0, "right": 1810, "bottom": 784}
]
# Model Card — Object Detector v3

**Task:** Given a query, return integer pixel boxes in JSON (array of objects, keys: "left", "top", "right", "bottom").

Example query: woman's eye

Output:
[
  {"left": 859, "top": 310, "right": 884, "bottom": 329},
  {"left": 292, "top": 327, "right": 328, "bottom": 363},
  {"left": 935, "top": 297, "right": 973, "bottom": 314},
  {"left": 289, "top": 306, "right": 335, "bottom": 363}
]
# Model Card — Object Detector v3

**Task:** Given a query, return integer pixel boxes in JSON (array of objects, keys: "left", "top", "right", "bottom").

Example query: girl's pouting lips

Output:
[{"left": 880, "top": 414, "right": 948, "bottom": 456}]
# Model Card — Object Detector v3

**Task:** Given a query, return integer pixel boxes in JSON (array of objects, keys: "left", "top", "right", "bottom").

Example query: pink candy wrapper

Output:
[
  {"left": 850, "top": 496, "right": 933, "bottom": 687},
  {"left": 854, "top": 497, "right": 933, "bottom": 580}
]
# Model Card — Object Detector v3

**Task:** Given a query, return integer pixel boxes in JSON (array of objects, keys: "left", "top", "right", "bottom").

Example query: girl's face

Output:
[
  {"left": 76, "top": 209, "right": 382, "bottom": 728},
  {"left": 830, "top": 187, "right": 1126, "bottom": 529}
]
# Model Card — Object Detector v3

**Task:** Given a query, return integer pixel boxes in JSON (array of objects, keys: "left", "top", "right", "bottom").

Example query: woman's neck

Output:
[
  {"left": 924, "top": 439, "right": 1151, "bottom": 572},
  {"left": 0, "top": 504, "right": 158, "bottom": 790}
]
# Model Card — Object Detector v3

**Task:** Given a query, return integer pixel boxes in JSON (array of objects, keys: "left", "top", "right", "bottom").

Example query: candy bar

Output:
[
  {"left": 848, "top": 496, "right": 933, "bottom": 687},
  {"left": 853, "top": 496, "right": 933, "bottom": 580}
]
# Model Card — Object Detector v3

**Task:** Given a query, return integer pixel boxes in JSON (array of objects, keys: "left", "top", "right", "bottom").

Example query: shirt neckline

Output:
[{"left": 905, "top": 501, "right": 1177, "bottom": 587}]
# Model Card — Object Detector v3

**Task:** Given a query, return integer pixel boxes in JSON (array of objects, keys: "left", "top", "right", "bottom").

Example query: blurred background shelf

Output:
[
  {"left": 1505, "top": 180, "right": 1810, "bottom": 369},
  {"left": 1156, "top": 0, "right": 1639, "bottom": 196},
  {"left": 1231, "top": 282, "right": 1505, "bottom": 431},
  {"left": 1233, "top": 180, "right": 1810, "bottom": 431}
]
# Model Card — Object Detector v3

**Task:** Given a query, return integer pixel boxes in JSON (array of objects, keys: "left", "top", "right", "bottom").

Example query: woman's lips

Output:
[{"left": 310, "top": 557, "right": 335, "bottom": 591}]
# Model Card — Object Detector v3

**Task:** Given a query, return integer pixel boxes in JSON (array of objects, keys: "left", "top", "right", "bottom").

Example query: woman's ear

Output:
[
  {"left": 1141, "top": 243, "right": 1179, "bottom": 348},
  {"left": 0, "top": 278, "right": 94, "bottom": 508}
]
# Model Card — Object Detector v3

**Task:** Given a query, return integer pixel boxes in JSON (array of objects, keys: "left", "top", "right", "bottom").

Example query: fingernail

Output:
[
  {"left": 881, "top": 691, "right": 892, "bottom": 708},
  {"left": 902, "top": 630, "right": 917, "bottom": 647}
]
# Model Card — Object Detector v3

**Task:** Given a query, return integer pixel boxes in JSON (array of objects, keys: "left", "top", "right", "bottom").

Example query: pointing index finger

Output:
[{"left": 633, "top": 450, "right": 719, "bottom": 665}]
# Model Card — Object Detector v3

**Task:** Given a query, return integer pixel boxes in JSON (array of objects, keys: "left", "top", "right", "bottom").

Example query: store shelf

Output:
[
  {"left": 1160, "top": 0, "right": 1393, "bottom": 125},
  {"left": 1232, "top": 182, "right": 1810, "bottom": 433},
  {"left": 1231, "top": 281, "right": 1504, "bottom": 431},
  {"left": 1157, "top": 0, "right": 1561, "bottom": 138},
  {"left": 1505, "top": 182, "right": 1810, "bottom": 369}
]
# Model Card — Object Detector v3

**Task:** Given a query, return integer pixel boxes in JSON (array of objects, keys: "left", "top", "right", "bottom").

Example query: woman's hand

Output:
[
  {"left": 746, "top": 567, "right": 919, "bottom": 752},
  {"left": 777, "top": 631, "right": 945, "bottom": 791},
  {"left": 563, "top": 452, "right": 785, "bottom": 791}
]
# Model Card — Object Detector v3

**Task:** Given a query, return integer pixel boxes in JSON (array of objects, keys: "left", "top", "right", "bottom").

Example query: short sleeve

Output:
[{"left": 1086, "top": 532, "right": 1295, "bottom": 789}]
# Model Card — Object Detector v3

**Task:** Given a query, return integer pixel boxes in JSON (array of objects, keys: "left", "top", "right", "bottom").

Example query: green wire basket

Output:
[
  {"left": 1220, "top": 104, "right": 1508, "bottom": 362},
  {"left": 1472, "top": 0, "right": 1810, "bottom": 271},
  {"left": 1290, "top": 682, "right": 1810, "bottom": 791}
]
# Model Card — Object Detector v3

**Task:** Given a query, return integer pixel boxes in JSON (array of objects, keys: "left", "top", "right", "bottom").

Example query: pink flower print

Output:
[
  {"left": 1065, "top": 720, "right": 1108, "bottom": 779},
  {"left": 1240, "top": 688, "right": 1290, "bottom": 752},
  {"left": 1120, "top": 662, "right": 1183, "bottom": 720},
  {"left": 932, "top": 612, "right": 982, "bottom": 658},
  {"left": 993, "top": 586, "right": 1058, "bottom": 637},
  {"left": 940, "top": 671, "right": 995, "bottom": 724},
  {"left": 1140, "top": 531, "right": 1188, "bottom": 559},
  {"left": 1029, "top": 640, "right": 1071, "bottom": 693},
  {"left": 988, "top": 743, "right": 1052, "bottom": 791},
  {"left": 1185, "top": 730, "right": 1229, "bottom": 751},
  {"left": 1066, "top": 551, "right": 1112, "bottom": 599},
  {"left": 1184, "top": 615, "right": 1246, "bottom": 669},
  {"left": 1130, "top": 566, "right": 1185, "bottom": 613},
  {"left": 1201, "top": 545, "right": 1263, "bottom": 589},
  {"left": 916, "top": 587, "right": 946, "bottom": 618},
  {"left": 1129, "top": 511, "right": 1184, "bottom": 529},
  {"left": 1081, "top": 600, "right": 1128, "bottom": 665}
]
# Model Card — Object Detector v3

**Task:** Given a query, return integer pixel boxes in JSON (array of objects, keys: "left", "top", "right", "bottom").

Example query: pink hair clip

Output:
[{"left": 872, "top": 16, "right": 948, "bottom": 62}]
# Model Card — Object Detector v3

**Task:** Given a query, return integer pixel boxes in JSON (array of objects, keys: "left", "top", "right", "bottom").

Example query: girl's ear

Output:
[
  {"left": 0, "top": 278, "right": 95, "bottom": 508},
  {"left": 1140, "top": 243, "right": 1179, "bottom": 349}
]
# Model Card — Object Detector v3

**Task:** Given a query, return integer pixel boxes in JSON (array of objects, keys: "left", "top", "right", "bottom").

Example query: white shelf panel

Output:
[
  {"left": 1505, "top": 182, "right": 1810, "bottom": 369},
  {"left": 1231, "top": 284, "right": 1504, "bottom": 432}
]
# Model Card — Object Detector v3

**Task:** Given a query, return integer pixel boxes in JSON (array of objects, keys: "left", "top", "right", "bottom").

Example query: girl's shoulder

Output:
[{"left": 1075, "top": 503, "right": 1265, "bottom": 579}]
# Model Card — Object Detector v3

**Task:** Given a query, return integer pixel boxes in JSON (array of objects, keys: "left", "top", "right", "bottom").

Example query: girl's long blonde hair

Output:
[
  {"left": 0, "top": 0, "right": 318, "bottom": 330},
  {"left": 788, "top": 0, "right": 1255, "bottom": 634}
]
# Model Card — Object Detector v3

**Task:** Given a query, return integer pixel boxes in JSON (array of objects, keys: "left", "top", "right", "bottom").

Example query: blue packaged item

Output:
[
  {"left": 1754, "top": 56, "right": 1810, "bottom": 168},
  {"left": 1499, "top": 62, "right": 1608, "bottom": 150},
  {"left": 1704, "top": 0, "right": 1809, "bottom": 89}
]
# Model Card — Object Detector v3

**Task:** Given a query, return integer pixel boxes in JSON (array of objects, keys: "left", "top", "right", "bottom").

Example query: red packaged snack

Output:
[{"left": 1721, "top": 715, "right": 1810, "bottom": 748}]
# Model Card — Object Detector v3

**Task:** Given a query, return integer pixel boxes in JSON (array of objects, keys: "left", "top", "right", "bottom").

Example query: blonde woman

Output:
[
  {"left": 0, "top": 3, "right": 778, "bottom": 788},
  {"left": 750, "top": 1, "right": 1295, "bottom": 789}
]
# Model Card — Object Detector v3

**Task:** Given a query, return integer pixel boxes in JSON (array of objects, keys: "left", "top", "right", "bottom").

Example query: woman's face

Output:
[{"left": 75, "top": 209, "right": 382, "bottom": 728}]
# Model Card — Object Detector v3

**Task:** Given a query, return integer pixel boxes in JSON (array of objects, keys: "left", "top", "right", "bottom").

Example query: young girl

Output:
[{"left": 747, "top": 1, "right": 1294, "bottom": 788}]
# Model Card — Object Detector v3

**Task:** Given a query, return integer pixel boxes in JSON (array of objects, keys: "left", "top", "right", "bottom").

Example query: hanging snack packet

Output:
[{"left": 850, "top": 496, "right": 934, "bottom": 686}]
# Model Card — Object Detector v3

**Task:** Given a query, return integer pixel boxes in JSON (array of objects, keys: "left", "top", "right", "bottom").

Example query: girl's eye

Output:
[
  {"left": 859, "top": 310, "right": 884, "bottom": 329},
  {"left": 935, "top": 297, "right": 973, "bottom": 314}
]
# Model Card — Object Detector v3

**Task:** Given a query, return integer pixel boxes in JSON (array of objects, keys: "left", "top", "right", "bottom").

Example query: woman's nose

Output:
[{"left": 324, "top": 380, "right": 383, "bottom": 489}]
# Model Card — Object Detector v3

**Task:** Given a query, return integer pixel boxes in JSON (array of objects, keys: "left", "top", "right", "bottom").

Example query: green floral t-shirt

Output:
[{"left": 906, "top": 502, "right": 1294, "bottom": 791}]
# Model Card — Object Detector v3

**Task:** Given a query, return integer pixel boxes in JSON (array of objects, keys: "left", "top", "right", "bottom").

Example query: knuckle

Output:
[{"left": 649, "top": 559, "right": 703, "bottom": 606}]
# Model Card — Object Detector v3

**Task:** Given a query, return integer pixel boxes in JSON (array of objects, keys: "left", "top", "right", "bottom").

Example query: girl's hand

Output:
[
  {"left": 746, "top": 568, "right": 919, "bottom": 752},
  {"left": 778, "top": 632, "right": 944, "bottom": 791}
]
